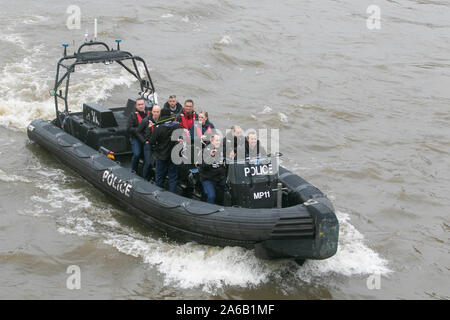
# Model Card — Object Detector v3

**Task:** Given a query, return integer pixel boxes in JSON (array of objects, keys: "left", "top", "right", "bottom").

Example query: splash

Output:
[
  {"left": 28, "top": 157, "right": 390, "bottom": 293},
  {"left": 0, "top": 168, "right": 32, "bottom": 183},
  {"left": 261, "top": 106, "right": 272, "bottom": 114},
  {"left": 22, "top": 15, "right": 50, "bottom": 25},
  {"left": 218, "top": 35, "right": 232, "bottom": 45},
  {"left": 52, "top": 185, "right": 391, "bottom": 293},
  {"left": 295, "top": 211, "right": 392, "bottom": 282},
  {"left": 279, "top": 112, "right": 288, "bottom": 123}
]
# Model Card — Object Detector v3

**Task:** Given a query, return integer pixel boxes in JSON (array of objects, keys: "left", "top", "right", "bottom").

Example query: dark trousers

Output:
[
  {"left": 130, "top": 138, "right": 142, "bottom": 173},
  {"left": 155, "top": 159, "right": 178, "bottom": 193},
  {"left": 201, "top": 179, "right": 226, "bottom": 204},
  {"left": 142, "top": 143, "right": 152, "bottom": 180}
]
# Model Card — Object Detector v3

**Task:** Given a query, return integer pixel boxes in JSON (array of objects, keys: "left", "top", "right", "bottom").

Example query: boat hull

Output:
[{"left": 27, "top": 119, "right": 339, "bottom": 260}]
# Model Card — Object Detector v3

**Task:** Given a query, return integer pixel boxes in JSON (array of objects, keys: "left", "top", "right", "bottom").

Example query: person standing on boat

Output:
[
  {"left": 198, "top": 134, "right": 227, "bottom": 204},
  {"left": 223, "top": 125, "right": 245, "bottom": 161},
  {"left": 189, "top": 110, "right": 215, "bottom": 145},
  {"left": 245, "top": 131, "right": 266, "bottom": 159},
  {"left": 176, "top": 99, "right": 198, "bottom": 131},
  {"left": 127, "top": 98, "right": 150, "bottom": 173},
  {"left": 136, "top": 105, "right": 161, "bottom": 181},
  {"left": 149, "top": 109, "right": 182, "bottom": 193},
  {"left": 163, "top": 95, "right": 183, "bottom": 116}
]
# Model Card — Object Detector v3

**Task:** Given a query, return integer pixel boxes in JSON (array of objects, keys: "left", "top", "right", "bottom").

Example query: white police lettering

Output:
[
  {"left": 102, "top": 170, "right": 132, "bottom": 197},
  {"left": 254, "top": 191, "right": 271, "bottom": 200},
  {"left": 244, "top": 164, "right": 273, "bottom": 177}
]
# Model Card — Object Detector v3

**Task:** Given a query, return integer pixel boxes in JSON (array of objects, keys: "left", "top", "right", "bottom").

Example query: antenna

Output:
[
  {"left": 84, "top": 29, "right": 88, "bottom": 43},
  {"left": 94, "top": 18, "right": 97, "bottom": 41}
]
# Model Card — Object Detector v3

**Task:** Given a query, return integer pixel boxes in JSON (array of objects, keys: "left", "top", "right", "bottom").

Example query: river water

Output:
[{"left": 0, "top": 0, "right": 448, "bottom": 299}]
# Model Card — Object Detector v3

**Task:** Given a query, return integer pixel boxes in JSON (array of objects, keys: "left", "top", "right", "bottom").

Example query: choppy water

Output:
[{"left": 0, "top": 0, "right": 449, "bottom": 299}]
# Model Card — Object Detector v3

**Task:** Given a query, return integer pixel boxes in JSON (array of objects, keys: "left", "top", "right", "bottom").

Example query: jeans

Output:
[
  {"left": 130, "top": 138, "right": 142, "bottom": 173},
  {"left": 201, "top": 179, "right": 226, "bottom": 204},
  {"left": 155, "top": 159, "right": 178, "bottom": 193},
  {"left": 142, "top": 143, "right": 152, "bottom": 180}
]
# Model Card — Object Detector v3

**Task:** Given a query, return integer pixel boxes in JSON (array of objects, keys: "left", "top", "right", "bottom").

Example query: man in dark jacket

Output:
[
  {"left": 149, "top": 109, "right": 181, "bottom": 193},
  {"left": 198, "top": 134, "right": 227, "bottom": 204},
  {"left": 163, "top": 95, "right": 183, "bottom": 116},
  {"left": 245, "top": 131, "right": 266, "bottom": 159},
  {"left": 136, "top": 105, "right": 161, "bottom": 180},
  {"left": 223, "top": 125, "right": 245, "bottom": 161},
  {"left": 127, "top": 98, "right": 150, "bottom": 173}
]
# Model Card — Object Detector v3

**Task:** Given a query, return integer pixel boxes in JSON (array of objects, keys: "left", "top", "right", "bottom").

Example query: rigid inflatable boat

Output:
[{"left": 27, "top": 40, "right": 339, "bottom": 262}]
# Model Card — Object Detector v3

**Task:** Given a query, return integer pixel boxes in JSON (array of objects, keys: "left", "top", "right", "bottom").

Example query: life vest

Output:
[
  {"left": 179, "top": 112, "right": 197, "bottom": 130},
  {"left": 195, "top": 124, "right": 212, "bottom": 138},
  {"left": 135, "top": 111, "right": 150, "bottom": 123}
]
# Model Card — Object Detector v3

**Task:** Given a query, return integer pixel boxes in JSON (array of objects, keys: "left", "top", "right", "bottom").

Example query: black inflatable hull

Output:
[{"left": 27, "top": 119, "right": 339, "bottom": 260}]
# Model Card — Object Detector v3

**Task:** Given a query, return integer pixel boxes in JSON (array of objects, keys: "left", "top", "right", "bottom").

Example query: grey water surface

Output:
[{"left": 0, "top": 0, "right": 448, "bottom": 299}]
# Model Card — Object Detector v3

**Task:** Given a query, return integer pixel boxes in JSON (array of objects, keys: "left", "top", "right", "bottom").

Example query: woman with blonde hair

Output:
[{"left": 189, "top": 110, "right": 215, "bottom": 144}]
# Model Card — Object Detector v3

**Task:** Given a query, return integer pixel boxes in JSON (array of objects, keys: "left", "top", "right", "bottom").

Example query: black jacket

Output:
[
  {"left": 148, "top": 116, "right": 182, "bottom": 161},
  {"left": 136, "top": 116, "right": 158, "bottom": 144},
  {"left": 223, "top": 133, "right": 245, "bottom": 161},
  {"left": 245, "top": 140, "right": 267, "bottom": 159},
  {"left": 127, "top": 110, "right": 149, "bottom": 139},
  {"left": 198, "top": 145, "right": 227, "bottom": 182},
  {"left": 163, "top": 102, "right": 183, "bottom": 116}
]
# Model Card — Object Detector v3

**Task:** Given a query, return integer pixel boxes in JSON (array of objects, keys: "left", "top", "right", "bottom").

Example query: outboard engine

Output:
[{"left": 227, "top": 156, "right": 279, "bottom": 208}]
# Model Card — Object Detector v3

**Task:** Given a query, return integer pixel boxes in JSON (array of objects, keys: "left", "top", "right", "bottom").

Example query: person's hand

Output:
[
  {"left": 201, "top": 135, "right": 207, "bottom": 141},
  {"left": 148, "top": 121, "right": 154, "bottom": 128},
  {"left": 210, "top": 149, "right": 217, "bottom": 157},
  {"left": 229, "top": 151, "right": 235, "bottom": 159},
  {"left": 145, "top": 141, "right": 149, "bottom": 144},
  {"left": 178, "top": 138, "right": 183, "bottom": 143}
]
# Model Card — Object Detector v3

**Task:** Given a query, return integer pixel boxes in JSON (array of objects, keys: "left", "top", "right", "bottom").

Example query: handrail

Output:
[
  {"left": 77, "top": 41, "right": 110, "bottom": 54},
  {"left": 52, "top": 40, "right": 156, "bottom": 124}
]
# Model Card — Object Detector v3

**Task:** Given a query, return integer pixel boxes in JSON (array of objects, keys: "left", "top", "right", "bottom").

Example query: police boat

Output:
[{"left": 27, "top": 40, "right": 339, "bottom": 263}]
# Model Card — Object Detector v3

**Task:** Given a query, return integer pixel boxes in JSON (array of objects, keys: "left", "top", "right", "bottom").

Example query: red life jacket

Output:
[
  {"left": 135, "top": 111, "right": 149, "bottom": 123},
  {"left": 195, "top": 124, "right": 211, "bottom": 137},
  {"left": 179, "top": 111, "right": 197, "bottom": 130}
]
